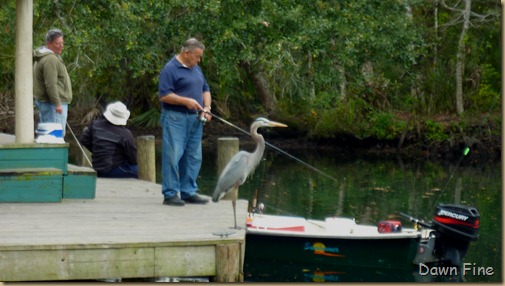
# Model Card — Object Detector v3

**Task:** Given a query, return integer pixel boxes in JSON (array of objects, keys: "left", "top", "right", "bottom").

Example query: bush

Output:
[
  {"left": 424, "top": 119, "right": 450, "bottom": 142},
  {"left": 470, "top": 64, "right": 500, "bottom": 112},
  {"left": 366, "top": 111, "right": 406, "bottom": 140}
]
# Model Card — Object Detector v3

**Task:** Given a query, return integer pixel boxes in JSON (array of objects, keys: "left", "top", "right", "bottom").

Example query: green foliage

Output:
[
  {"left": 130, "top": 108, "right": 160, "bottom": 129},
  {"left": 366, "top": 112, "right": 406, "bottom": 140},
  {"left": 32, "top": 1, "right": 177, "bottom": 110},
  {"left": 470, "top": 64, "right": 500, "bottom": 111},
  {"left": 1, "top": 0, "right": 501, "bottom": 144},
  {"left": 423, "top": 64, "right": 457, "bottom": 112},
  {"left": 424, "top": 119, "right": 450, "bottom": 142},
  {"left": 311, "top": 105, "right": 408, "bottom": 141},
  {"left": 309, "top": 96, "right": 365, "bottom": 139},
  {"left": 0, "top": 0, "right": 16, "bottom": 91}
]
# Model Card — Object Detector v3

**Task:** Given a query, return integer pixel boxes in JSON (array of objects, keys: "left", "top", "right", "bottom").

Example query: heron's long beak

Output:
[{"left": 268, "top": 120, "right": 288, "bottom": 128}]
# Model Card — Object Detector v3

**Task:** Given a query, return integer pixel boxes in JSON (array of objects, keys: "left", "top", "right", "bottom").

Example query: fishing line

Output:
[
  {"left": 204, "top": 111, "right": 339, "bottom": 183},
  {"left": 432, "top": 146, "right": 470, "bottom": 207}
]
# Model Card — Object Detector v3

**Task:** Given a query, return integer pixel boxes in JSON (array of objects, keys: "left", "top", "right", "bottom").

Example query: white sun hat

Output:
[{"left": 103, "top": 101, "right": 130, "bottom": 126}]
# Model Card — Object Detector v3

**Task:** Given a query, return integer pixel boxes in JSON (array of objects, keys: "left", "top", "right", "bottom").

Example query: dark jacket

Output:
[{"left": 79, "top": 117, "right": 137, "bottom": 173}]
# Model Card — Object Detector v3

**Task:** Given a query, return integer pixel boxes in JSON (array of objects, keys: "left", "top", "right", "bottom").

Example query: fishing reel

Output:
[{"left": 198, "top": 111, "right": 207, "bottom": 125}]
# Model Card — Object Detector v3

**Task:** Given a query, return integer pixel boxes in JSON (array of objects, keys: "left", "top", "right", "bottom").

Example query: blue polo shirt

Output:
[{"left": 158, "top": 55, "right": 210, "bottom": 113}]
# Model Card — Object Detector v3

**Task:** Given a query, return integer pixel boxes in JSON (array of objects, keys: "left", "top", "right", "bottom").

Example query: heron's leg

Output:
[
  {"left": 232, "top": 200, "right": 237, "bottom": 229},
  {"left": 231, "top": 186, "right": 240, "bottom": 229}
]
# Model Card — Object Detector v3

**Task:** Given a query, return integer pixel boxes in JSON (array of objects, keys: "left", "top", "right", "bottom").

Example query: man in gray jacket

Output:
[{"left": 33, "top": 29, "right": 72, "bottom": 136}]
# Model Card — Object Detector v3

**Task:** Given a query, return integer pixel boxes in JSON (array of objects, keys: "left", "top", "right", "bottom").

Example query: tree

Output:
[
  {"left": 439, "top": 0, "right": 499, "bottom": 115},
  {"left": 0, "top": 0, "right": 501, "bottom": 142}
]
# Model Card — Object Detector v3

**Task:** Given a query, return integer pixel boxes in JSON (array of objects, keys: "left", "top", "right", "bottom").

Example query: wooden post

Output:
[
  {"left": 214, "top": 243, "right": 243, "bottom": 282},
  {"left": 137, "top": 135, "right": 155, "bottom": 182},
  {"left": 15, "top": 0, "right": 34, "bottom": 143},
  {"left": 217, "top": 137, "right": 239, "bottom": 176}
]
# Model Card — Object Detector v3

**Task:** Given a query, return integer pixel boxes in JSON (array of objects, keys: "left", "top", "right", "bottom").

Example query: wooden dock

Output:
[{"left": 0, "top": 177, "right": 248, "bottom": 282}]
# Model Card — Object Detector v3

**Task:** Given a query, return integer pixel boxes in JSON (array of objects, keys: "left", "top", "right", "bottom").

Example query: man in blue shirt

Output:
[{"left": 158, "top": 38, "right": 212, "bottom": 206}]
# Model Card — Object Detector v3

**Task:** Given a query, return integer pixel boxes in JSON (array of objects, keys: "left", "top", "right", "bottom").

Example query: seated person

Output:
[{"left": 80, "top": 101, "right": 138, "bottom": 178}]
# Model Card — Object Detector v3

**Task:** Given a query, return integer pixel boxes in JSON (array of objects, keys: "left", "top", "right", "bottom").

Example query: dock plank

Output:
[
  {"left": 0, "top": 178, "right": 248, "bottom": 281},
  {"left": 0, "top": 133, "right": 15, "bottom": 144}
]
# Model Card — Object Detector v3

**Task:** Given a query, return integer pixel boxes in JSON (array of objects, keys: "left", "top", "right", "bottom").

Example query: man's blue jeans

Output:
[
  {"left": 35, "top": 100, "right": 68, "bottom": 136},
  {"left": 98, "top": 164, "right": 138, "bottom": 178},
  {"left": 161, "top": 109, "right": 203, "bottom": 200}
]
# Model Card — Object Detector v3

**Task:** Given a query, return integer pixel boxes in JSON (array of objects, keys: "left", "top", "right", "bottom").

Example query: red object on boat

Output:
[
  {"left": 248, "top": 225, "right": 305, "bottom": 232},
  {"left": 377, "top": 220, "right": 402, "bottom": 233},
  {"left": 246, "top": 215, "right": 305, "bottom": 232}
]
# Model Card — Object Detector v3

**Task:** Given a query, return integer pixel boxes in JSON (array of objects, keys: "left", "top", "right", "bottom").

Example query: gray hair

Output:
[
  {"left": 45, "top": 29, "right": 64, "bottom": 44},
  {"left": 181, "top": 38, "right": 205, "bottom": 53}
]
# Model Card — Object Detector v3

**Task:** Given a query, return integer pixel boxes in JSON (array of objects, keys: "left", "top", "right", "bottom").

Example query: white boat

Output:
[
  {"left": 247, "top": 213, "right": 420, "bottom": 238},
  {"left": 245, "top": 204, "right": 479, "bottom": 270}
]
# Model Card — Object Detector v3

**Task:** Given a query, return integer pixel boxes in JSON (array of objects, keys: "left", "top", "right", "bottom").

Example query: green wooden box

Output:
[
  {"left": 63, "top": 165, "right": 97, "bottom": 199},
  {"left": 0, "top": 143, "right": 69, "bottom": 175},
  {"left": 0, "top": 168, "right": 63, "bottom": 203}
]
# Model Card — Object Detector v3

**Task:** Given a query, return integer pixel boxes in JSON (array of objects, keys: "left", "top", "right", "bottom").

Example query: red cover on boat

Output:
[{"left": 377, "top": 220, "right": 402, "bottom": 233}]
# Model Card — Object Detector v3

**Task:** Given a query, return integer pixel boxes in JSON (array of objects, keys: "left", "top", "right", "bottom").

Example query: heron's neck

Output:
[{"left": 251, "top": 131, "right": 265, "bottom": 166}]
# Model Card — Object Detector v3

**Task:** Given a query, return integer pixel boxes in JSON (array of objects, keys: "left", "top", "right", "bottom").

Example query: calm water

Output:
[
  {"left": 195, "top": 147, "right": 502, "bottom": 283},
  {"left": 69, "top": 141, "right": 501, "bottom": 282}
]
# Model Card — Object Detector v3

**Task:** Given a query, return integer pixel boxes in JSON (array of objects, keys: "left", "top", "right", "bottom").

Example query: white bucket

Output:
[
  {"left": 35, "top": 123, "right": 65, "bottom": 143},
  {"left": 36, "top": 123, "right": 63, "bottom": 137}
]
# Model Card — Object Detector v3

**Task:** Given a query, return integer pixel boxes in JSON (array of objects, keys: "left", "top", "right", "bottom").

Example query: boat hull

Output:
[
  {"left": 246, "top": 232, "right": 420, "bottom": 269},
  {"left": 245, "top": 214, "right": 421, "bottom": 269}
]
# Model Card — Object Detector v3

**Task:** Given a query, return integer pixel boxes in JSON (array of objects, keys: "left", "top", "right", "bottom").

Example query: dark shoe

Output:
[
  {"left": 163, "top": 195, "right": 185, "bottom": 206},
  {"left": 182, "top": 194, "right": 209, "bottom": 204}
]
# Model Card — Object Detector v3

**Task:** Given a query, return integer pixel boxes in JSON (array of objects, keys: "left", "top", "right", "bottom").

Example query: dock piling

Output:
[
  {"left": 217, "top": 137, "right": 239, "bottom": 176},
  {"left": 213, "top": 243, "right": 244, "bottom": 282},
  {"left": 137, "top": 135, "right": 156, "bottom": 182}
]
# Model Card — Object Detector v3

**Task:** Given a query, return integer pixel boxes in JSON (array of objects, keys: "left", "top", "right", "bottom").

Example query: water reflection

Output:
[{"left": 244, "top": 257, "right": 472, "bottom": 282}]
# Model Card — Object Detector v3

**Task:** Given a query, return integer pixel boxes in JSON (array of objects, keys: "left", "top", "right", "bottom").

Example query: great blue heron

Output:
[{"left": 212, "top": 117, "right": 287, "bottom": 229}]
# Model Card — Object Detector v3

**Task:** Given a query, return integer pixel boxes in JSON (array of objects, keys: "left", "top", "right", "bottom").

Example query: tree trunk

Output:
[
  {"left": 434, "top": 0, "right": 439, "bottom": 65},
  {"left": 307, "top": 50, "right": 315, "bottom": 98},
  {"left": 252, "top": 71, "right": 275, "bottom": 112},
  {"left": 455, "top": 0, "right": 471, "bottom": 115},
  {"left": 337, "top": 65, "right": 346, "bottom": 100},
  {"left": 243, "top": 62, "right": 276, "bottom": 113}
]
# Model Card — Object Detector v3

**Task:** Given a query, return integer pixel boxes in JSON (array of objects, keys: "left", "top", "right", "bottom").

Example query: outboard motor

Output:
[
  {"left": 401, "top": 204, "right": 479, "bottom": 267},
  {"left": 431, "top": 204, "right": 480, "bottom": 266}
]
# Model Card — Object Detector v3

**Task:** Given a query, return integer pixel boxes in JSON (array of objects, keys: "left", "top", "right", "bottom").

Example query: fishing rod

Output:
[
  {"left": 441, "top": 146, "right": 470, "bottom": 191},
  {"left": 66, "top": 122, "right": 92, "bottom": 167},
  {"left": 204, "top": 110, "right": 339, "bottom": 183}
]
